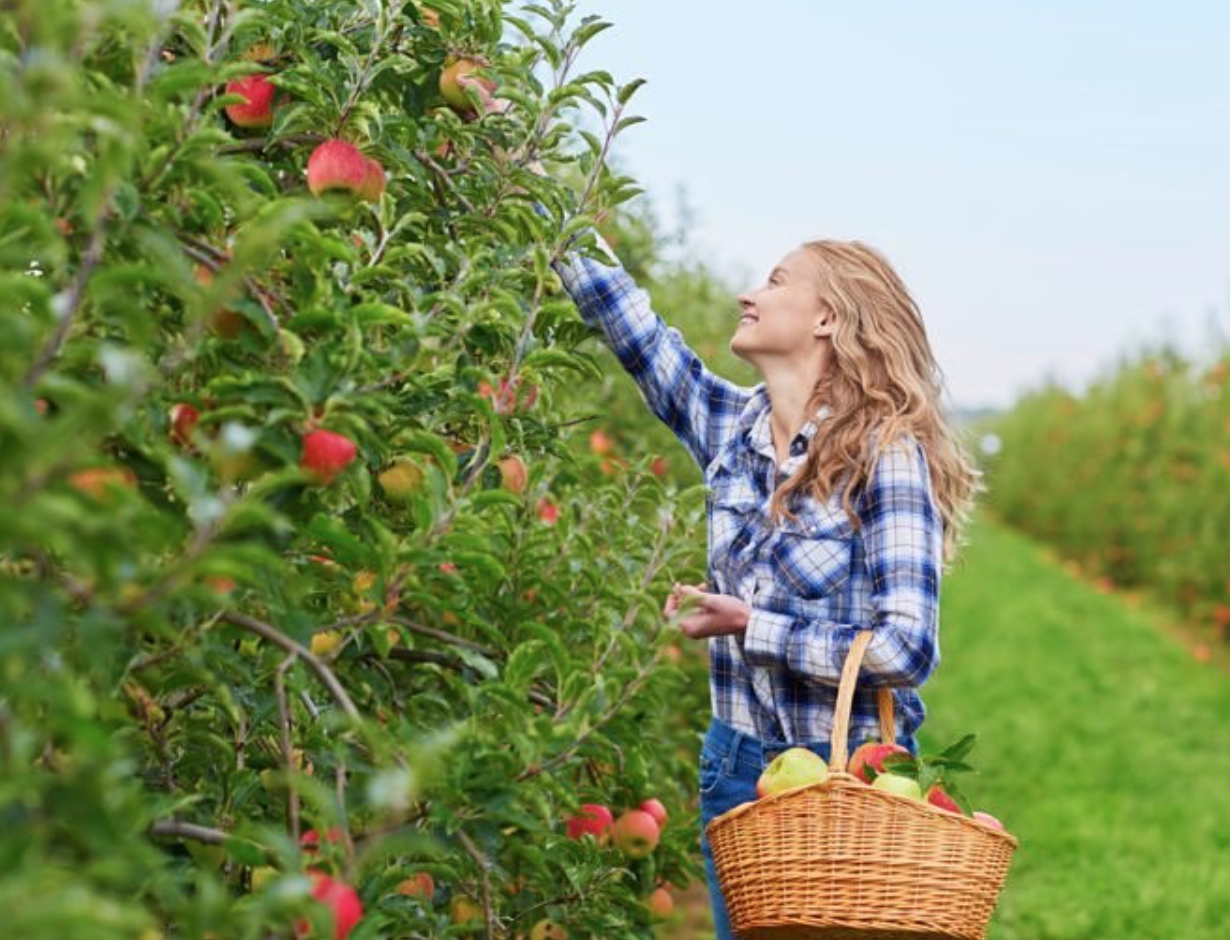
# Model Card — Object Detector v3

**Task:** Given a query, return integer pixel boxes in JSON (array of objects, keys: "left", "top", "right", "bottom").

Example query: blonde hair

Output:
[{"left": 769, "top": 239, "right": 984, "bottom": 570}]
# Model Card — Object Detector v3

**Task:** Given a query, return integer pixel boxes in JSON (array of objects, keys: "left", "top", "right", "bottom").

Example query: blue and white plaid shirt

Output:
[{"left": 553, "top": 238, "right": 943, "bottom": 752}]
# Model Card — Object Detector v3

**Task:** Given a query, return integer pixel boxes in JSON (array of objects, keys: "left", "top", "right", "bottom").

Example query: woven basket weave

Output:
[{"left": 705, "top": 630, "right": 1018, "bottom": 939}]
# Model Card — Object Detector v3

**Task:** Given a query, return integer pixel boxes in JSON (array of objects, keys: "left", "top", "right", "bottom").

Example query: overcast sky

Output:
[{"left": 571, "top": 1, "right": 1230, "bottom": 410}]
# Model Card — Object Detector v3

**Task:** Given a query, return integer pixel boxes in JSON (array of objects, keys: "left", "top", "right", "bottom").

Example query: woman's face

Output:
[{"left": 731, "top": 248, "right": 833, "bottom": 370}]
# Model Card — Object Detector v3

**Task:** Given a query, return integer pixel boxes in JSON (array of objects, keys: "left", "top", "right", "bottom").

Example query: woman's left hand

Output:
[{"left": 667, "top": 582, "right": 751, "bottom": 640}]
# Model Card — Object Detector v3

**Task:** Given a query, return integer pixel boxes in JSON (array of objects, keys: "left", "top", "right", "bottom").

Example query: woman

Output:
[{"left": 551, "top": 231, "right": 982, "bottom": 937}]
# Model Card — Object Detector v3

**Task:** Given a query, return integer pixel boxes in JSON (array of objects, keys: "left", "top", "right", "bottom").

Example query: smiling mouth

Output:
[{"left": 738, "top": 315, "right": 758, "bottom": 326}]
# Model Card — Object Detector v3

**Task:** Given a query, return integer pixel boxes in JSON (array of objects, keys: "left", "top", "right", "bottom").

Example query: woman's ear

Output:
[{"left": 813, "top": 303, "right": 836, "bottom": 338}]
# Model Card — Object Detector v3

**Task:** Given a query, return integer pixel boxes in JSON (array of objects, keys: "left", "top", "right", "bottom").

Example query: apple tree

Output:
[{"left": 0, "top": 0, "right": 711, "bottom": 936}]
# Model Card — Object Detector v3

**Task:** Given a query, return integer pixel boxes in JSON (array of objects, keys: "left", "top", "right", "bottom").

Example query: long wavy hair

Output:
[{"left": 769, "top": 239, "right": 984, "bottom": 570}]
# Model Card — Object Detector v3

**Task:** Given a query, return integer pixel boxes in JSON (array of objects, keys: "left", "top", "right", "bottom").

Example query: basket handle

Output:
[{"left": 828, "top": 629, "right": 896, "bottom": 774}]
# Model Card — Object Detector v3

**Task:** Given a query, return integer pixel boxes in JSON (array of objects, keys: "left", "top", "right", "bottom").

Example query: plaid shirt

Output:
[{"left": 552, "top": 238, "right": 944, "bottom": 751}]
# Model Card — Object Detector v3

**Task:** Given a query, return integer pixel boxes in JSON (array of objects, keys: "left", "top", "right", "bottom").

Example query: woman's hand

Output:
[{"left": 663, "top": 581, "right": 751, "bottom": 640}]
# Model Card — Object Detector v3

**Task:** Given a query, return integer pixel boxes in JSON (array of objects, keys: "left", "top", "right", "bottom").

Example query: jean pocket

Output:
[{"left": 699, "top": 750, "right": 725, "bottom": 796}]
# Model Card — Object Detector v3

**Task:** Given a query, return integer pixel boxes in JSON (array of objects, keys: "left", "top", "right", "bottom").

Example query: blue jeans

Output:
[{"left": 697, "top": 716, "right": 920, "bottom": 939}]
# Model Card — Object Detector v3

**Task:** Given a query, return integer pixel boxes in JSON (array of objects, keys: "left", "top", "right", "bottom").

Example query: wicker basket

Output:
[{"left": 705, "top": 630, "right": 1018, "bottom": 940}]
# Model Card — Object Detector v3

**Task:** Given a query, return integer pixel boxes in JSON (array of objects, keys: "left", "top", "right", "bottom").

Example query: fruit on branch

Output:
[
  {"left": 300, "top": 430, "right": 357, "bottom": 484},
  {"left": 646, "top": 886, "right": 674, "bottom": 921},
  {"left": 611, "top": 808, "right": 660, "bottom": 859},
  {"left": 565, "top": 803, "right": 613, "bottom": 843},
  {"left": 440, "top": 56, "right": 496, "bottom": 114},
  {"left": 378, "top": 458, "right": 424, "bottom": 503},
  {"left": 169, "top": 403, "right": 200, "bottom": 448},
  {"left": 498, "top": 455, "right": 527, "bottom": 493},
  {"left": 306, "top": 140, "right": 385, "bottom": 202},
  {"left": 68, "top": 467, "right": 137, "bottom": 501},
  {"left": 396, "top": 872, "right": 434, "bottom": 899},
  {"left": 296, "top": 871, "right": 363, "bottom": 940},
  {"left": 638, "top": 798, "right": 668, "bottom": 829},
  {"left": 224, "top": 73, "right": 277, "bottom": 128}
]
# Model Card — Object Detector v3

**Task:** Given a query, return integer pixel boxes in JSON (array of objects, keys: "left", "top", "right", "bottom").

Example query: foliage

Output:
[
  {"left": 0, "top": 0, "right": 725, "bottom": 936},
  {"left": 978, "top": 344, "right": 1230, "bottom": 642}
]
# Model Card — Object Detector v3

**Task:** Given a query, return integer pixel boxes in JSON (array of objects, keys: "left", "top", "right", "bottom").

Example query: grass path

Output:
[
  {"left": 673, "top": 511, "right": 1230, "bottom": 939},
  {"left": 919, "top": 513, "right": 1230, "bottom": 939}
]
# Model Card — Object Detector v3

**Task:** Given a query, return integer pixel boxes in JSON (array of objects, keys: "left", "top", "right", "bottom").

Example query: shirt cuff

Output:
[{"left": 742, "top": 607, "right": 795, "bottom": 670}]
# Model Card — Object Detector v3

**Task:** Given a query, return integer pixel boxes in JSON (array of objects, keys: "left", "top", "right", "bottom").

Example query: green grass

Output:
[{"left": 918, "top": 512, "right": 1230, "bottom": 940}]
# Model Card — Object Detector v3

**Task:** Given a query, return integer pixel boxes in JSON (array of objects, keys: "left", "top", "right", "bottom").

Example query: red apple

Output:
[
  {"left": 638, "top": 798, "right": 668, "bottom": 829},
  {"left": 973, "top": 811, "right": 1005, "bottom": 831},
  {"left": 646, "top": 885, "right": 673, "bottom": 921},
  {"left": 848, "top": 741, "right": 911, "bottom": 784},
  {"left": 565, "top": 803, "right": 613, "bottom": 843},
  {"left": 925, "top": 784, "right": 962, "bottom": 814},
  {"left": 169, "top": 403, "right": 200, "bottom": 447},
  {"left": 589, "top": 429, "right": 615, "bottom": 456},
  {"left": 440, "top": 56, "right": 496, "bottom": 113},
  {"left": 307, "top": 140, "right": 384, "bottom": 202},
  {"left": 68, "top": 467, "right": 137, "bottom": 501},
  {"left": 498, "top": 455, "right": 527, "bottom": 494},
  {"left": 301, "top": 430, "right": 357, "bottom": 484},
  {"left": 611, "top": 808, "right": 660, "bottom": 859},
  {"left": 396, "top": 872, "right": 434, "bottom": 899},
  {"left": 299, "top": 827, "right": 344, "bottom": 852},
  {"left": 225, "top": 73, "right": 276, "bottom": 128},
  {"left": 536, "top": 496, "right": 559, "bottom": 525},
  {"left": 650, "top": 455, "right": 669, "bottom": 478},
  {"left": 296, "top": 871, "right": 363, "bottom": 940},
  {"left": 358, "top": 156, "right": 385, "bottom": 202}
]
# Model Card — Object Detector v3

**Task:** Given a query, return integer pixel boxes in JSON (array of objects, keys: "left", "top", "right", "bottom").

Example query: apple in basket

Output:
[
  {"left": 870, "top": 773, "right": 923, "bottom": 801},
  {"left": 848, "top": 741, "right": 912, "bottom": 784},
  {"left": 756, "top": 747, "right": 828, "bottom": 798}
]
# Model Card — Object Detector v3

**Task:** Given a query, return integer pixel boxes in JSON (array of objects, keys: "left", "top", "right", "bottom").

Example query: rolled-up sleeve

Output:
[
  {"left": 742, "top": 434, "right": 943, "bottom": 688},
  {"left": 551, "top": 234, "right": 748, "bottom": 472}
]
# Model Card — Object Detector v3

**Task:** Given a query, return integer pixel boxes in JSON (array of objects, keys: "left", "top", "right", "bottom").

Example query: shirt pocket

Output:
[{"left": 768, "top": 499, "right": 854, "bottom": 601}]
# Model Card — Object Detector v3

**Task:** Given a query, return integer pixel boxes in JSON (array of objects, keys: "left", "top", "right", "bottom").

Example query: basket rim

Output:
[{"left": 706, "top": 770, "right": 1021, "bottom": 848}]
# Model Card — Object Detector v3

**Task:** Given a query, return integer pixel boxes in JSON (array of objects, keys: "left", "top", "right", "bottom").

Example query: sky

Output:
[{"left": 564, "top": 1, "right": 1230, "bottom": 411}]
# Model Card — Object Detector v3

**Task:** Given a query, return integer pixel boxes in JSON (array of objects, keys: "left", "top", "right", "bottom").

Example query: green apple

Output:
[
  {"left": 870, "top": 772, "right": 923, "bottom": 801},
  {"left": 756, "top": 747, "right": 828, "bottom": 798}
]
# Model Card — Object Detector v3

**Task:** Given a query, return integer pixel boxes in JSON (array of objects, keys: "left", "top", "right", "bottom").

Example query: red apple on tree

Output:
[
  {"left": 169, "top": 403, "right": 200, "bottom": 448},
  {"left": 611, "top": 808, "right": 660, "bottom": 859},
  {"left": 536, "top": 496, "right": 559, "bottom": 525},
  {"left": 565, "top": 803, "right": 613, "bottom": 843},
  {"left": 440, "top": 56, "right": 496, "bottom": 114},
  {"left": 396, "top": 872, "right": 434, "bottom": 899},
  {"left": 295, "top": 871, "right": 363, "bottom": 940},
  {"left": 646, "top": 885, "right": 673, "bottom": 921},
  {"left": 637, "top": 798, "right": 668, "bottom": 829},
  {"left": 68, "top": 467, "right": 137, "bottom": 501},
  {"left": 307, "top": 140, "right": 385, "bottom": 202},
  {"left": 224, "top": 73, "right": 276, "bottom": 128},
  {"left": 589, "top": 429, "right": 615, "bottom": 456},
  {"left": 498, "top": 455, "right": 527, "bottom": 494},
  {"left": 301, "top": 430, "right": 357, "bottom": 484}
]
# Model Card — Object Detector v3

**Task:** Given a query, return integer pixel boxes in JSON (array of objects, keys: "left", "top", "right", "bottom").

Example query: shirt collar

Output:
[{"left": 740, "top": 384, "right": 831, "bottom": 465}]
